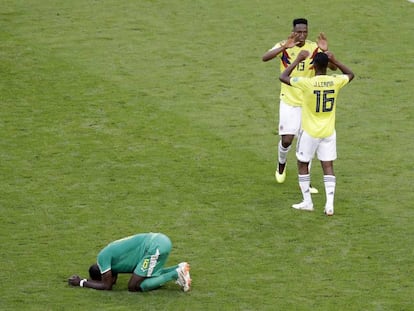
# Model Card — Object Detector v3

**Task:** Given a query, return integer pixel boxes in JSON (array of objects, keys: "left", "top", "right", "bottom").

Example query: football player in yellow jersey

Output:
[
  {"left": 279, "top": 51, "right": 354, "bottom": 215},
  {"left": 263, "top": 18, "right": 336, "bottom": 193}
]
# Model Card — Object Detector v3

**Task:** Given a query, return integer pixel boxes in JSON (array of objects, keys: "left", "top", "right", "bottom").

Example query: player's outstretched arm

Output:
[
  {"left": 262, "top": 32, "right": 300, "bottom": 62},
  {"left": 68, "top": 270, "right": 115, "bottom": 290},
  {"left": 325, "top": 51, "right": 354, "bottom": 82},
  {"left": 279, "top": 50, "right": 310, "bottom": 85}
]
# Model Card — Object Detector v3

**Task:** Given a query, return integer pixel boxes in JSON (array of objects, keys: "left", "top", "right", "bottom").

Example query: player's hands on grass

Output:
[
  {"left": 317, "top": 32, "right": 328, "bottom": 52},
  {"left": 68, "top": 275, "right": 81, "bottom": 286}
]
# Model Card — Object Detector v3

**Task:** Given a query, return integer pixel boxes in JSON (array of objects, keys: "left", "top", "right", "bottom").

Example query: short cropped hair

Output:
[
  {"left": 89, "top": 263, "right": 102, "bottom": 281},
  {"left": 314, "top": 52, "right": 329, "bottom": 68},
  {"left": 293, "top": 18, "right": 308, "bottom": 26}
]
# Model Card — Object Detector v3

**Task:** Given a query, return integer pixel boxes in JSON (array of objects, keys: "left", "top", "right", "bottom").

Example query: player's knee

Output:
[{"left": 281, "top": 136, "right": 294, "bottom": 148}]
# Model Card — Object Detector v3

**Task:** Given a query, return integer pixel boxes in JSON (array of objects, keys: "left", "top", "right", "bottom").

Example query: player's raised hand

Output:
[
  {"left": 317, "top": 32, "right": 328, "bottom": 52},
  {"left": 283, "top": 32, "right": 300, "bottom": 49}
]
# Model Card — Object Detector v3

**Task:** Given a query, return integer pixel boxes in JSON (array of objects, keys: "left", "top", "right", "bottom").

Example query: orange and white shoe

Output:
[{"left": 176, "top": 262, "right": 191, "bottom": 292}]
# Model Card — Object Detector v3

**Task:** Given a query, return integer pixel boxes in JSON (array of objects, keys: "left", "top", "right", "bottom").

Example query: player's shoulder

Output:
[{"left": 332, "top": 74, "right": 350, "bottom": 81}]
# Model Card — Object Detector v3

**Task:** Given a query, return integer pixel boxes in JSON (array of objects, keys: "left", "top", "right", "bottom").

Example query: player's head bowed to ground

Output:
[{"left": 68, "top": 232, "right": 191, "bottom": 292}]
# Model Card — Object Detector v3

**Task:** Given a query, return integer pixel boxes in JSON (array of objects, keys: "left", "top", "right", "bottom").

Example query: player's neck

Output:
[{"left": 315, "top": 69, "right": 327, "bottom": 76}]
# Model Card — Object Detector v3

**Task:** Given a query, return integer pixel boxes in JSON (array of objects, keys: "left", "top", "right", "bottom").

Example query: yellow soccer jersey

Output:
[
  {"left": 290, "top": 74, "right": 350, "bottom": 138},
  {"left": 272, "top": 40, "right": 321, "bottom": 106}
]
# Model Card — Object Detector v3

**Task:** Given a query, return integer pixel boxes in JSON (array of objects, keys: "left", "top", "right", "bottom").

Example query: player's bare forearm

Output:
[
  {"left": 325, "top": 51, "right": 354, "bottom": 81},
  {"left": 262, "top": 46, "right": 285, "bottom": 61},
  {"left": 83, "top": 279, "right": 113, "bottom": 290},
  {"left": 335, "top": 61, "right": 354, "bottom": 81},
  {"left": 68, "top": 276, "right": 113, "bottom": 290},
  {"left": 328, "top": 61, "right": 338, "bottom": 71},
  {"left": 263, "top": 33, "right": 298, "bottom": 62},
  {"left": 279, "top": 50, "right": 309, "bottom": 84},
  {"left": 279, "top": 60, "right": 300, "bottom": 85},
  {"left": 68, "top": 271, "right": 114, "bottom": 290},
  {"left": 330, "top": 59, "right": 354, "bottom": 81}
]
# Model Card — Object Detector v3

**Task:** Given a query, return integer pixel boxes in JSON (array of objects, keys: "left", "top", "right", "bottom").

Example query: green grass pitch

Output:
[{"left": 1, "top": 0, "right": 414, "bottom": 310}]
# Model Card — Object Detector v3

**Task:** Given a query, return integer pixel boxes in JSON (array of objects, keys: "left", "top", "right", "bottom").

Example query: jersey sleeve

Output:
[
  {"left": 290, "top": 77, "right": 306, "bottom": 90},
  {"left": 97, "top": 247, "right": 112, "bottom": 274},
  {"left": 332, "top": 74, "right": 350, "bottom": 88}
]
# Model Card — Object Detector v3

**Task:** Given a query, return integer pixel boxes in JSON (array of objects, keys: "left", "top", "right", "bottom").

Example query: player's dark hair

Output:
[
  {"left": 314, "top": 52, "right": 329, "bottom": 69},
  {"left": 293, "top": 18, "right": 308, "bottom": 26},
  {"left": 89, "top": 263, "right": 102, "bottom": 281}
]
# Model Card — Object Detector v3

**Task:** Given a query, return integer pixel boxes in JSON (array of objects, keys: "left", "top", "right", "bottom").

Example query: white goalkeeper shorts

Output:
[{"left": 296, "top": 130, "right": 337, "bottom": 163}]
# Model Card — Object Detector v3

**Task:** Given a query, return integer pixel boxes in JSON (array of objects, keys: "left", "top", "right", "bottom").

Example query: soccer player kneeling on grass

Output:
[
  {"left": 68, "top": 232, "right": 191, "bottom": 292},
  {"left": 279, "top": 50, "right": 354, "bottom": 215}
]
